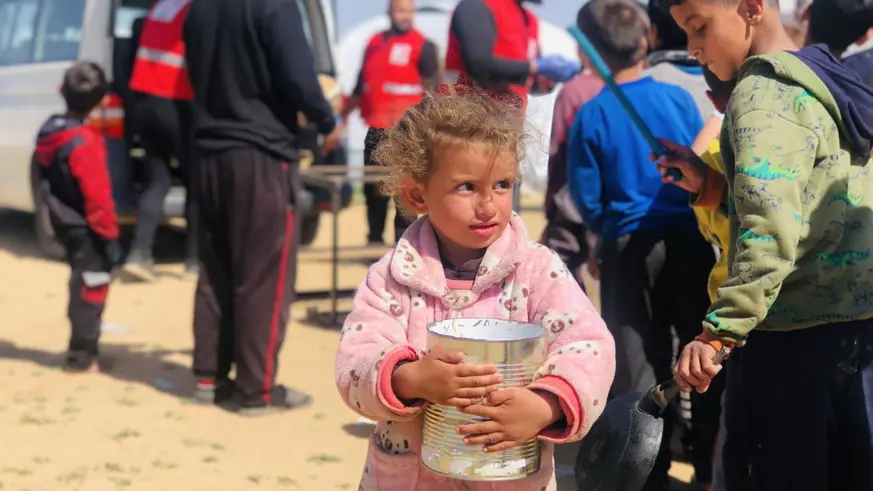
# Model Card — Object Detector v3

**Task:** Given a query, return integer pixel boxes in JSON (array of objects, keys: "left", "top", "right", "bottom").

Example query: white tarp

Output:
[{"left": 520, "top": 89, "right": 558, "bottom": 194}]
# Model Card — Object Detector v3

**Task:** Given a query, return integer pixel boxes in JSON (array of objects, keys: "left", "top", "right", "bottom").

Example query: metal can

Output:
[{"left": 421, "top": 318, "right": 547, "bottom": 481}]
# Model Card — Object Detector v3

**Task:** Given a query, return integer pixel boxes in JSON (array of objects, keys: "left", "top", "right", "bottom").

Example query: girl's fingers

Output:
[
  {"left": 459, "top": 403, "right": 499, "bottom": 420},
  {"left": 458, "top": 373, "right": 503, "bottom": 388},
  {"left": 447, "top": 397, "right": 478, "bottom": 408},
  {"left": 457, "top": 420, "right": 500, "bottom": 437},
  {"left": 465, "top": 432, "right": 506, "bottom": 446},
  {"left": 486, "top": 387, "right": 512, "bottom": 405},
  {"left": 484, "top": 440, "right": 518, "bottom": 453},
  {"left": 454, "top": 385, "right": 501, "bottom": 399},
  {"left": 456, "top": 364, "right": 498, "bottom": 377}
]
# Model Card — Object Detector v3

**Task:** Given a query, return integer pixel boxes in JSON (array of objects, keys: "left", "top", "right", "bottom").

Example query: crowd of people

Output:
[{"left": 30, "top": 0, "right": 873, "bottom": 489}]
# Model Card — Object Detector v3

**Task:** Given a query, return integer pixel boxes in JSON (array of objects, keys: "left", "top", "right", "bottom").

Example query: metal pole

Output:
[
  {"left": 513, "top": 181, "right": 521, "bottom": 212},
  {"left": 331, "top": 180, "right": 341, "bottom": 325}
]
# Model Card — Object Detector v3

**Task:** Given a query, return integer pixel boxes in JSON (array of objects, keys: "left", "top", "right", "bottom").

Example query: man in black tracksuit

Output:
[{"left": 184, "top": 0, "right": 341, "bottom": 415}]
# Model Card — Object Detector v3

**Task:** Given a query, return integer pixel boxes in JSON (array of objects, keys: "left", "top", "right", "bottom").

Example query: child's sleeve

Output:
[
  {"left": 703, "top": 78, "right": 817, "bottom": 344},
  {"left": 69, "top": 136, "right": 118, "bottom": 241},
  {"left": 335, "top": 259, "right": 425, "bottom": 422},
  {"left": 567, "top": 109, "right": 604, "bottom": 235},
  {"left": 526, "top": 248, "right": 615, "bottom": 443}
]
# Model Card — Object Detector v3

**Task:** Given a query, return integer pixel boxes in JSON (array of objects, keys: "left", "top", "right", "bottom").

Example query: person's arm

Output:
[
  {"left": 335, "top": 258, "right": 425, "bottom": 422},
  {"left": 567, "top": 110, "right": 604, "bottom": 235},
  {"left": 526, "top": 248, "right": 615, "bottom": 442},
  {"left": 692, "top": 112, "right": 725, "bottom": 155},
  {"left": 418, "top": 40, "right": 439, "bottom": 94},
  {"left": 340, "top": 68, "right": 364, "bottom": 121},
  {"left": 69, "top": 137, "right": 119, "bottom": 241},
  {"left": 260, "top": 1, "right": 336, "bottom": 135},
  {"left": 450, "top": 0, "right": 533, "bottom": 87},
  {"left": 702, "top": 107, "right": 816, "bottom": 345}
]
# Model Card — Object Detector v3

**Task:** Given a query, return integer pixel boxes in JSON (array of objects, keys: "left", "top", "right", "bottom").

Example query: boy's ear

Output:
[
  {"left": 399, "top": 177, "right": 428, "bottom": 215},
  {"left": 857, "top": 28, "right": 873, "bottom": 47},
  {"left": 742, "top": 0, "right": 765, "bottom": 25}
]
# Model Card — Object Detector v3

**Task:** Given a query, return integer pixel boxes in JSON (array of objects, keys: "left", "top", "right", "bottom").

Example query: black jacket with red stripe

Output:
[{"left": 34, "top": 116, "right": 119, "bottom": 241}]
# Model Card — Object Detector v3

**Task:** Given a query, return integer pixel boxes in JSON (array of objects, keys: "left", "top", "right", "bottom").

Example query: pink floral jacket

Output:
[{"left": 335, "top": 214, "right": 615, "bottom": 491}]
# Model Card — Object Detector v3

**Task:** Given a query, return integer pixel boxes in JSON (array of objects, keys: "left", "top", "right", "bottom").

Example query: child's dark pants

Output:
[
  {"left": 58, "top": 226, "right": 111, "bottom": 369},
  {"left": 192, "top": 147, "right": 300, "bottom": 407},
  {"left": 599, "top": 226, "right": 719, "bottom": 489},
  {"left": 734, "top": 320, "right": 873, "bottom": 491}
]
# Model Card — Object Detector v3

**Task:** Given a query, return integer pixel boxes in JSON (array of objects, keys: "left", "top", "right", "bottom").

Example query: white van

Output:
[{"left": 0, "top": 0, "right": 345, "bottom": 258}]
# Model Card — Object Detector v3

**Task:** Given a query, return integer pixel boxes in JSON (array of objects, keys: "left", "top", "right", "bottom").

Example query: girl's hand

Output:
[
  {"left": 456, "top": 388, "right": 563, "bottom": 453},
  {"left": 392, "top": 347, "right": 503, "bottom": 407},
  {"left": 651, "top": 138, "right": 707, "bottom": 194}
]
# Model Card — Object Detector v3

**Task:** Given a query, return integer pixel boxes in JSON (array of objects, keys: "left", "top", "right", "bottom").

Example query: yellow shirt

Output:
[{"left": 692, "top": 139, "right": 730, "bottom": 303}]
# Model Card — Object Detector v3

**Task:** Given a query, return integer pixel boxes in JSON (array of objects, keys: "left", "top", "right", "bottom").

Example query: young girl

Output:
[{"left": 335, "top": 91, "right": 615, "bottom": 491}]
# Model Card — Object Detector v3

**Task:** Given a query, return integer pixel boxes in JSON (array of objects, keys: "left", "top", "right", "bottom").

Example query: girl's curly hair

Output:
[{"left": 373, "top": 88, "right": 528, "bottom": 204}]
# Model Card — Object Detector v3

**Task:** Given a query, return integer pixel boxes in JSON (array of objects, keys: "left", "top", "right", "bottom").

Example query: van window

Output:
[
  {"left": 0, "top": 0, "right": 85, "bottom": 66},
  {"left": 296, "top": 0, "right": 335, "bottom": 76}
]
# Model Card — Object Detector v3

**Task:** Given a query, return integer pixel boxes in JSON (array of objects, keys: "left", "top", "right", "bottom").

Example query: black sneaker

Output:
[
  {"left": 121, "top": 249, "right": 157, "bottom": 282},
  {"left": 236, "top": 385, "right": 312, "bottom": 417},
  {"left": 192, "top": 378, "right": 233, "bottom": 405}
]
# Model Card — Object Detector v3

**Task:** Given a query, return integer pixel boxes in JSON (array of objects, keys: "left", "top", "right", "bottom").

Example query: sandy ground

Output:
[{"left": 0, "top": 201, "right": 694, "bottom": 491}]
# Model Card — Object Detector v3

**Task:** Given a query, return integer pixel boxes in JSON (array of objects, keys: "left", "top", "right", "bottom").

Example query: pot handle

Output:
[{"left": 641, "top": 346, "right": 732, "bottom": 416}]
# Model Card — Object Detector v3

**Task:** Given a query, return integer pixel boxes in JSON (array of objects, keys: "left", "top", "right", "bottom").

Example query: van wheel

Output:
[
  {"left": 31, "top": 160, "right": 65, "bottom": 261},
  {"left": 299, "top": 214, "right": 321, "bottom": 247}
]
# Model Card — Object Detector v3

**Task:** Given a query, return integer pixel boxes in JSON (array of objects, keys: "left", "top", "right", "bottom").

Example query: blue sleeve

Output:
[{"left": 567, "top": 110, "right": 603, "bottom": 235}]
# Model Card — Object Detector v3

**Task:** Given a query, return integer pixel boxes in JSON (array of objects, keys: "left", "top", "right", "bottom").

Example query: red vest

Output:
[
  {"left": 129, "top": 0, "right": 193, "bottom": 101},
  {"left": 445, "top": 0, "right": 539, "bottom": 102},
  {"left": 359, "top": 30, "right": 427, "bottom": 129}
]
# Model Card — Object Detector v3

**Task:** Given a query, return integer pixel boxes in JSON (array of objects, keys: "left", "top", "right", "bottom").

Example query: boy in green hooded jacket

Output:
[{"left": 653, "top": 0, "right": 873, "bottom": 487}]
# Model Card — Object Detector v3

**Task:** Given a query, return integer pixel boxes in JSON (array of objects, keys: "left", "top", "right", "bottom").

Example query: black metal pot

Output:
[{"left": 576, "top": 350, "right": 730, "bottom": 491}]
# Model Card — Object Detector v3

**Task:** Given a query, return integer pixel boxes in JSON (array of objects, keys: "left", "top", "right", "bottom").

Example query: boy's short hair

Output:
[
  {"left": 647, "top": 1, "right": 687, "bottom": 50},
  {"left": 61, "top": 61, "right": 108, "bottom": 115},
  {"left": 702, "top": 65, "right": 736, "bottom": 102},
  {"left": 807, "top": 0, "right": 873, "bottom": 54},
  {"left": 577, "top": 0, "right": 648, "bottom": 70}
]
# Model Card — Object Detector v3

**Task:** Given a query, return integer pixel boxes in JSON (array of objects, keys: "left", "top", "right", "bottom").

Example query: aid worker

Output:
[
  {"left": 340, "top": 0, "right": 439, "bottom": 245},
  {"left": 445, "top": 0, "right": 579, "bottom": 211},
  {"left": 124, "top": 0, "right": 198, "bottom": 282},
  {"left": 445, "top": 0, "right": 581, "bottom": 105}
]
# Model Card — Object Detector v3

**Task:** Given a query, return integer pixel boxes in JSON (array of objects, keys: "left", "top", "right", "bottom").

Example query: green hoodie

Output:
[{"left": 706, "top": 51, "right": 873, "bottom": 344}]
